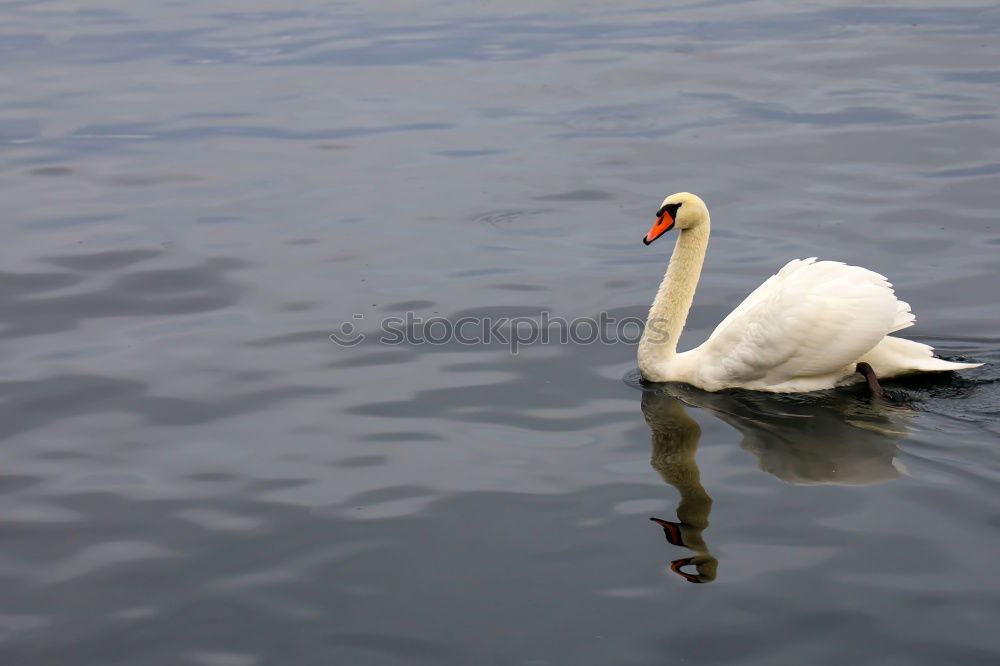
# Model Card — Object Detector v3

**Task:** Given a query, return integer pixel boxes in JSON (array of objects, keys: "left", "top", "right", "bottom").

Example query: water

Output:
[{"left": 1, "top": 1, "right": 998, "bottom": 664}]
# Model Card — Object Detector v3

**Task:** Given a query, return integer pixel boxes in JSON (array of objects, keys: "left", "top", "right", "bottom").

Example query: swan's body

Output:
[{"left": 638, "top": 193, "right": 981, "bottom": 393}]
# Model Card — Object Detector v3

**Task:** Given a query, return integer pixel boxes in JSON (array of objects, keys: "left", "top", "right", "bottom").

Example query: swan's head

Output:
[{"left": 644, "top": 192, "right": 709, "bottom": 245}]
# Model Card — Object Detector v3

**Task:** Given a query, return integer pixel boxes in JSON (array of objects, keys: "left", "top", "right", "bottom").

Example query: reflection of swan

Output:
[
  {"left": 643, "top": 392, "right": 717, "bottom": 583},
  {"left": 664, "top": 383, "right": 913, "bottom": 486},
  {"left": 641, "top": 384, "right": 912, "bottom": 582},
  {"left": 637, "top": 192, "right": 981, "bottom": 392}
]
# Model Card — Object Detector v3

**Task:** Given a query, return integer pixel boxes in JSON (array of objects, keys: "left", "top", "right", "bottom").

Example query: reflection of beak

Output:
[
  {"left": 643, "top": 210, "right": 675, "bottom": 245},
  {"left": 650, "top": 516, "right": 687, "bottom": 548}
]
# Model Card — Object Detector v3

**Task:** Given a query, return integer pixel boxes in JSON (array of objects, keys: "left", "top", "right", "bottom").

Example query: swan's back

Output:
[{"left": 693, "top": 258, "right": 916, "bottom": 391}]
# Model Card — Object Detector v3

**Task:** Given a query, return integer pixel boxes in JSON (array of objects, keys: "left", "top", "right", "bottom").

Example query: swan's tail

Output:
[
  {"left": 906, "top": 355, "right": 982, "bottom": 372},
  {"left": 862, "top": 336, "right": 983, "bottom": 376}
]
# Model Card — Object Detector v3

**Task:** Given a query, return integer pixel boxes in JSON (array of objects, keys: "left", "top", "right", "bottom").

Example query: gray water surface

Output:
[{"left": 1, "top": 1, "right": 999, "bottom": 664}]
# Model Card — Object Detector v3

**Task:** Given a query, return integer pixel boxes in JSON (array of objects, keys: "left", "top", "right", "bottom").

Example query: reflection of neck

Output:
[
  {"left": 638, "top": 222, "right": 710, "bottom": 369},
  {"left": 647, "top": 396, "right": 713, "bottom": 554}
]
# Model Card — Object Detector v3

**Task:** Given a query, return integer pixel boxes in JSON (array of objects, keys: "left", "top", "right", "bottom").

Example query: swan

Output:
[{"left": 638, "top": 192, "right": 982, "bottom": 393}]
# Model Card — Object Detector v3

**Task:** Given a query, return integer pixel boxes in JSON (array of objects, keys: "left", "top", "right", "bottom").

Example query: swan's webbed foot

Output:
[{"left": 855, "top": 362, "right": 886, "bottom": 399}]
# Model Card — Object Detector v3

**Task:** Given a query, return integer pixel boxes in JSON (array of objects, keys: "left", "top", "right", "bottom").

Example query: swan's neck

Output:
[{"left": 638, "top": 221, "right": 710, "bottom": 371}]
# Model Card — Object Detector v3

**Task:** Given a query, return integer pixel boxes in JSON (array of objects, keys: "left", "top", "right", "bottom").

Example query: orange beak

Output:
[{"left": 643, "top": 210, "right": 675, "bottom": 245}]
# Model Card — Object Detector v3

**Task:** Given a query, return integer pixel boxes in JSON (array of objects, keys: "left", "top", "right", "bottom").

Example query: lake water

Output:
[{"left": 1, "top": 1, "right": 998, "bottom": 664}]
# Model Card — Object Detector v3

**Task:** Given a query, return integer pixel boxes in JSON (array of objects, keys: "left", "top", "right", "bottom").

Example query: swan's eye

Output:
[{"left": 657, "top": 202, "right": 682, "bottom": 219}]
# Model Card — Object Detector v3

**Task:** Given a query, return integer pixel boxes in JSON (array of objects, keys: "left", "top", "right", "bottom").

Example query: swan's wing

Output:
[{"left": 700, "top": 258, "right": 912, "bottom": 385}]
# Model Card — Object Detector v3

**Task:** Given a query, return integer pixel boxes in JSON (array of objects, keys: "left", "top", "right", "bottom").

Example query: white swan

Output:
[{"left": 638, "top": 192, "right": 982, "bottom": 393}]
